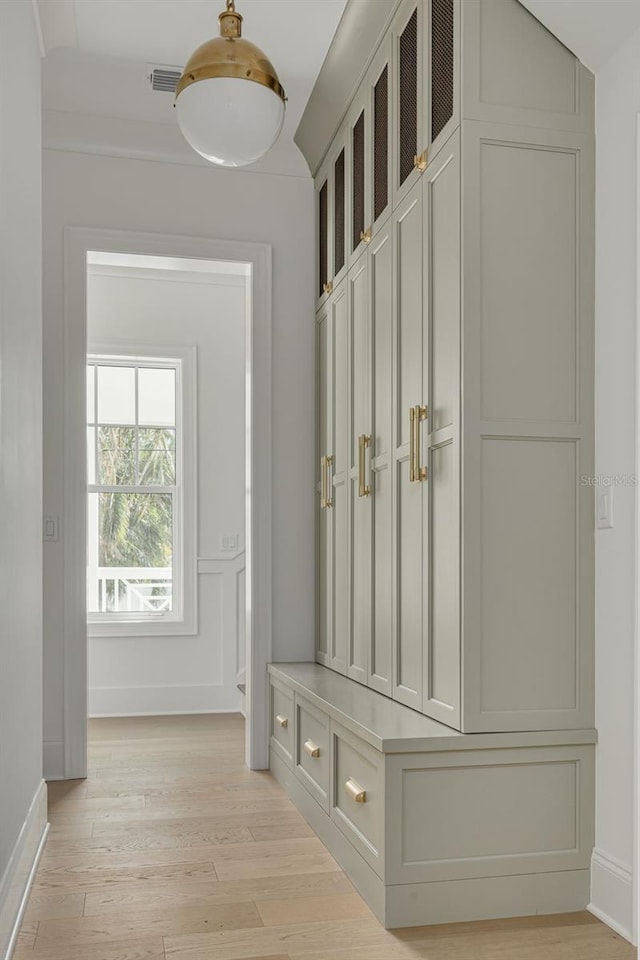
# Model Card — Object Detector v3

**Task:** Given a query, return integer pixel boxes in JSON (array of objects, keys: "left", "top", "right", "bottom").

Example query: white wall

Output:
[
  {"left": 590, "top": 26, "right": 640, "bottom": 943},
  {"left": 86, "top": 268, "right": 246, "bottom": 717},
  {"left": 0, "top": 0, "right": 47, "bottom": 955},
  {"left": 42, "top": 149, "right": 315, "bottom": 776}
]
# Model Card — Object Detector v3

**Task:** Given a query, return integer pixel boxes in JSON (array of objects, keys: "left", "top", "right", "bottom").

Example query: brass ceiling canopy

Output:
[{"left": 176, "top": 0, "right": 286, "bottom": 103}]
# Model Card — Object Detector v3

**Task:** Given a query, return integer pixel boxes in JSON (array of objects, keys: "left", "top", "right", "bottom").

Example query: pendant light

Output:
[{"left": 175, "top": 0, "right": 287, "bottom": 168}]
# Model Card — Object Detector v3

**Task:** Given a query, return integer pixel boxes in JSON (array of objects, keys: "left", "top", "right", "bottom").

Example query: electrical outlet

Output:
[{"left": 596, "top": 487, "right": 613, "bottom": 529}]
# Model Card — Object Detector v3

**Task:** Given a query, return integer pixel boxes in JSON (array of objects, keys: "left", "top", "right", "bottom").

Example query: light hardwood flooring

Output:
[{"left": 15, "top": 714, "right": 635, "bottom": 960}]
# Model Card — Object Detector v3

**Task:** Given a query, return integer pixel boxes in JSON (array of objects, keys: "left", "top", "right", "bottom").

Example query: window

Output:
[{"left": 87, "top": 349, "right": 195, "bottom": 634}]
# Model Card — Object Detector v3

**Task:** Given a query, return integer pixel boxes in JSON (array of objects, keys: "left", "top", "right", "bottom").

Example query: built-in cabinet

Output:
[
  {"left": 316, "top": 0, "right": 594, "bottom": 735},
  {"left": 269, "top": 663, "right": 596, "bottom": 928},
  {"left": 275, "top": 0, "right": 596, "bottom": 928}
]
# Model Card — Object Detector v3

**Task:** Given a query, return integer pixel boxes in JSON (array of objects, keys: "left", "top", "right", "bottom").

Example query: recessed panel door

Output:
[
  {"left": 330, "top": 281, "right": 350, "bottom": 674},
  {"left": 423, "top": 132, "right": 461, "bottom": 726},
  {"left": 317, "top": 308, "right": 331, "bottom": 667},
  {"left": 348, "top": 256, "right": 371, "bottom": 684},
  {"left": 392, "top": 183, "right": 424, "bottom": 710},
  {"left": 369, "top": 223, "right": 393, "bottom": 696}
]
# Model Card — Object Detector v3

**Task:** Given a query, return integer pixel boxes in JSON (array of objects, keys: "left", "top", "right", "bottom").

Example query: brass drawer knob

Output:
[
  {"left": 413, "top": 150, "right": 428, "bottom": 172},
  {"left": 304, "top": 739, "right": 320, "bottom": 758},
  {"left": 345, "top": 778, "right": 367, "bottom": 803},
  {"left": 323, "top": 280, "right": 334, "bottom": 295},
  {"left": 276, "top": 714, "right": 288, "bottom": 728},
  {"left": 360, "top": 228, "right": 372, "bottom": 244}
]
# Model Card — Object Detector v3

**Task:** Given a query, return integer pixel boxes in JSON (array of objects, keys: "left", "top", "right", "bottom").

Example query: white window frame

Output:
[{"left": 87, "top": 339, "right": 197, "bottom": 638}]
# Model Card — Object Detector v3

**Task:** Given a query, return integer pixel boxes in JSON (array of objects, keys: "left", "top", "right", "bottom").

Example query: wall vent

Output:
[{"left": 148, "top": 66, "right": 182, "bottom": 93}]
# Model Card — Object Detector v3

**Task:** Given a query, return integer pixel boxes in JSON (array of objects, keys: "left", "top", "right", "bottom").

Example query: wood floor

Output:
[{"left": 15, "top": 714, "right": 635, "bottom": 960}]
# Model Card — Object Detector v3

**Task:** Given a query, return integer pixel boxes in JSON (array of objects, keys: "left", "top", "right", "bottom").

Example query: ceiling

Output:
[
  {"left": 38, "top": 0, "right": 640, "bottom": 175},
  {"left": 519, "top": 0, "right": 640, "bottom": 72},
  {"left": 38, "top": 0, "right": 348, "bottom": 176}
]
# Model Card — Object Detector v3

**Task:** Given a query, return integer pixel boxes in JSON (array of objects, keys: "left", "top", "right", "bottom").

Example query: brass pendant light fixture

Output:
[{"left": 175, "top": 0, "right": 287, "bottom": 168}]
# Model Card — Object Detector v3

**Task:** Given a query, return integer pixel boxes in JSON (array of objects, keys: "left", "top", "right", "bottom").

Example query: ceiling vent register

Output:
[{"left": 148, "top": 67, "right": 182, "bottom": 93}]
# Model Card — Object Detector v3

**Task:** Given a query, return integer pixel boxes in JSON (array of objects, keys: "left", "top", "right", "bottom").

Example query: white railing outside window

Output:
[{"left": 91, "top": 567, "right": 173, "bottom": 614}]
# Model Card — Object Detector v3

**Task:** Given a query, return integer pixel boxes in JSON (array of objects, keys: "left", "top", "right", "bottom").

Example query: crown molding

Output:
[
  {"left": 42, "top": 109, "right": 310, "bottom": 179},
  {"left": 36, "top": 0, "right": 77, "bottom": 55}
]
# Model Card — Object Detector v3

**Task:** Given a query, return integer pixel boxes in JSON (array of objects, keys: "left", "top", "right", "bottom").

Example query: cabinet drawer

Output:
[
  {"left": 331, "top": 722, "right": 384, "bottom": 877},
  {"left": 294, "top": 695, "right": 330, "bottom": 811},
  {"left": 270, "top": 679, "right": 294, "bottom": 768}
]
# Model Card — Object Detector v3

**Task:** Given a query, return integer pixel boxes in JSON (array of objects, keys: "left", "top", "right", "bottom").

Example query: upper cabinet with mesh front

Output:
[
  {"left": 303, "top": 0, "right": 593, "bottom": 306},
  {"left": 297, "top": 0, "right": 592, "bottom": 185}
]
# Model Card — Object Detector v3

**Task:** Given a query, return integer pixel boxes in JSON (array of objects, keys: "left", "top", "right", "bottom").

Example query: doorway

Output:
[{"left": 62, "top": 228, "right": 273, "bottom": 774}]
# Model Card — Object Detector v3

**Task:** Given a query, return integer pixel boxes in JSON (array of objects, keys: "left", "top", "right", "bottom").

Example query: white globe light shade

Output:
[{"left": 176, "top": 77, "right": 285, "bottom": 168}]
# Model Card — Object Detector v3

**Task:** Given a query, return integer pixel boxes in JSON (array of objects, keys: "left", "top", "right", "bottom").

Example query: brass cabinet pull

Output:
[
  {"left": 323, "top": 280, "right": 334, "bottom": 295},
  {"left": 413, "top": 150, "right": 428, "bottom": 172},
  {"left": 409, "top": 406, "right": 416, "bottom": 483},
  {"left": 304, "top": 739, "right": 320, "bottom": 758},
  {"left": 345, "top": 778, "right": 367, "bottom": 803},
  {"left": 409, "top": 406, "right": 428, "bottom": 483},
  {"left": 325, "top": 455, "right": 333, "bottom": 508},
  {"left": 275, "top": 714, "right": 288, "bottom": 728},
  {"left": 358, "top": 434, "right": 372, "bottom": 498},
  {"left": 414, "top": 405, "right": 428, "bottom": 482},
  {"left": 360, "top": 227, "right": 372, "bottom": 244},
  {"left": 320, "top": 455, "right": 334, "bottom": 509}
]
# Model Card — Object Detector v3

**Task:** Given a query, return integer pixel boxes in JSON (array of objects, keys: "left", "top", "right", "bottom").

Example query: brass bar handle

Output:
[
  {"left": 345, "top": 778, "right": 367, "bottom": 803},
  {"left": 409, "top": 406, "right": 416, "bottom": 483},
  {"left": 320, "top": 454, "right": 334, "bottom": 509},
  {"left": 414, "top": 405, "right": 428, "bottom": 482},
  {"left": 304, "top": 739, "right": 320, "bottom": 758},
  {"left": 360, "top": 227, "right": 372, "bottom": 244},
  {"left": 275, "top": 715, "right": 288, "bottom": 728},
  {"left": 320, "top": 455, "right": 327, "bottom": 508},
  {"left": 325, "top": 455, "right": 334, "bottom": 508},
  {"left": 358, "top": 434, "right": 372, "bottom": 498},
  {"left": 323, "top": 280, "right": 334, "bottom": 295},
  {"left": 413, "top": 149, "right": 428, "bottom": 173}
]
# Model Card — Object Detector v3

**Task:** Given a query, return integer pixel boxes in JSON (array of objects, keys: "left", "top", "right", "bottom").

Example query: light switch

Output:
[
  {"left": 596, "top": 487, "right": 613, "bottom": 529},
  {"left": 221, "top": 533, "right": 240, "bottom": 552}
]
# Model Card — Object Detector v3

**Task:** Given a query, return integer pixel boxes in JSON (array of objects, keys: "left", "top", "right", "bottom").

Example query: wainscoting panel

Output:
[{"left": 88, "top": 553, "right": 246, "bottom": 719}]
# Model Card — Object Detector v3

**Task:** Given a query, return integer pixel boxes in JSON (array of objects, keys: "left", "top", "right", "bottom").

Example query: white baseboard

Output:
[
  {"left": 88, "top": 683, "right": 243, "bottom": 718},
  {"left": 589, "top": 848, "right": 634, "bottom": 944},
  {"left": 0, "top": 781, "right": 48, "bottom": 960}
]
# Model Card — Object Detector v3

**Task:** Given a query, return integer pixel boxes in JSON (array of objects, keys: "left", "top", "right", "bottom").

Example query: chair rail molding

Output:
[{"left": 62, "top": 227, "right": 272, "bottom": 774}]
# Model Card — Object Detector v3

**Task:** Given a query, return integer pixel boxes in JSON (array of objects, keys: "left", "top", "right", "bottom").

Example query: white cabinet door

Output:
[
  {"left": 369, "top": 36, "right": 393, "bottom": 237},
  {"left": 317, "top": 282, "right": 350, "bottom": 676},
  {"left": 392, "top": 0, "right": 425, "bottom": 208},
  {"left": 369, "top": 223, "right": 394, "bottom": 697},
  {"left": 316, "top": 160, "right": 332, "bottom": 311},
  {"left": 392, "top": 182, "right": 425, "bottom": 711},
  {"left": 422, "top": 130, "right": 461, "bottom": 727},
  {"left": 348, "top": 257, "right": 371, "bottom": 684},
  {"left": 347, "top": 90, "right": 372, "bottom": 270},
  {"left": 317, "top": 307, "right": 332, "bottom": 668},
  {"left": 330, "top": 281, "right": 350, "bottom": 674}
]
